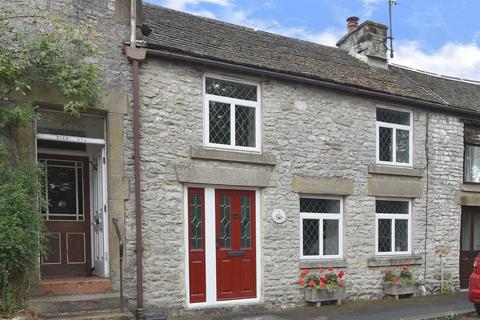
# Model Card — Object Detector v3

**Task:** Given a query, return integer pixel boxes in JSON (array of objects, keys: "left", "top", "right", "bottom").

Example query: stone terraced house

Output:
[{"left": 15, "top": 0, "right": 480, "bottom": 319}]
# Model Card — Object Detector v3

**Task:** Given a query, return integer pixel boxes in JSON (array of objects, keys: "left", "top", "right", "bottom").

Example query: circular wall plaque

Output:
[{"left": 272, "top": 209, "right": 286, "bottom": 224}]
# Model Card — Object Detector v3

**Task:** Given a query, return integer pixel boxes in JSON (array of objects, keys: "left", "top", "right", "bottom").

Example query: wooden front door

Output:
[
  {"left": 460, "top": 206, "right": 480, "bottom": 288},
  {"left": 216, "top": 190, "right": 256, "bottom": 301},
  {"left": 39, "top": 154, "right": 91, "bottom": 277}
]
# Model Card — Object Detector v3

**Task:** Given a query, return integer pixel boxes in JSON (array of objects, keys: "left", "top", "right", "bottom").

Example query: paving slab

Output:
[{"left": 179, "top": 293, "right": 475, "bottom": 320}]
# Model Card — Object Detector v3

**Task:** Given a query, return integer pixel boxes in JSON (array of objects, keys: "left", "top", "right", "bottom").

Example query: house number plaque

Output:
[{"left": 272, "top": 209, "right": 286, "bottom": 224}]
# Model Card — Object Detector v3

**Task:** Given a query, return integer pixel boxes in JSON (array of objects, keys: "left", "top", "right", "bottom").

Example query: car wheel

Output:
[{"left": 475, "top": 303, "right": 480, "bottom": 314}]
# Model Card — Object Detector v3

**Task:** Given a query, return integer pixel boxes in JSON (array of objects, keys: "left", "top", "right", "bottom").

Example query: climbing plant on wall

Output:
[{"left": 0, "top": 1, "right": 102, "bottom": 314}]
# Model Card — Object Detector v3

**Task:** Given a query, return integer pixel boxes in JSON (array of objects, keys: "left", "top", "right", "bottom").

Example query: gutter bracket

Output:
[{"left": 126, "top": 47, "right": 147, "bottom": 61}]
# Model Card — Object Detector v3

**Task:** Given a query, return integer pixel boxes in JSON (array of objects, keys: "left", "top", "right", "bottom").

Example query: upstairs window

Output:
[
  {"left": 204, "top": 76, "right": 260, "bottom": 152},
  {"left": 376, "top": 107, "right": 412, "bottom": 166},
  {"left": 465, "top": 126, "right": 480, "bottom": 183}
]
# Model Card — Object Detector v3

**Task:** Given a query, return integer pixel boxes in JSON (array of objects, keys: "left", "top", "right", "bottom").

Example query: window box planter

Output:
[
  {"left": 304, "top": 286, "right": 345, "bottom": 307},
  {"left": 384, "top": 283, "right": 419, "bottom": 300}
]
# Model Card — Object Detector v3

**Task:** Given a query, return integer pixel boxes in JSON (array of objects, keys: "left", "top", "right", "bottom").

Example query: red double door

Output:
[{"left": 188, "top": 188, "right": 256, "bottom": 303}]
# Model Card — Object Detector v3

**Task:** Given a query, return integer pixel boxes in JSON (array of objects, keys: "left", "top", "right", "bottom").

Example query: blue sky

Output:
[{"left": 146, "top": 0, "right": 480, "bottom": 80}]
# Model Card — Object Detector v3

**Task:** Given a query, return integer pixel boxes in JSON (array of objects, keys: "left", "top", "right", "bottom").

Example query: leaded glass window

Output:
[
  {"left": 376, "top": 199, "right": 411, "bottom": 255},
  {"left": 219, "top": 195, "right": 231, "bottom": 249},
  {"left": 189, "top": 192, "right": 203, "bottom": 250},
  {"left": 204, "top": 76, "right": 260, "bottom": 151},
  {"left": 376, "top": 107, "right": 412, "bottom": 165},
  {"left": 240, "top": 196, "right": 252, "bottom": 249},
  {"left": 300, "top": 197, "right": 342, "bottom": 259}
]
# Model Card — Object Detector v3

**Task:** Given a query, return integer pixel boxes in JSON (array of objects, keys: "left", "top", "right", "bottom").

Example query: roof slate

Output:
[{"left": 143, "top": 3, "right": 480, "bottom": 113}]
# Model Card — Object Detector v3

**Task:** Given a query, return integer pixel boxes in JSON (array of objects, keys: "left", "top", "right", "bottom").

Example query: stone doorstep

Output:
[
  {"left": 40, "top": 309, "right": 134, "bottom": 320},
  {"left": 27, "top": 292, "right": 125, "bottom": 316},
  {"left": 36, "top": 277, "right": 112, "bottom": 296}
]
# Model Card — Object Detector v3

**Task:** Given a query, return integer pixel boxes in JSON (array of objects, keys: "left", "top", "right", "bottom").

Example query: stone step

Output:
[
  {"left": 28, "top": 292, "right": 125, "bottom": 315},
  {"left": 36, "top": 277, "right": 112, "bottom": 296},
  {"left": 41, "top": 309, "right": 133, "bottom": 320}
]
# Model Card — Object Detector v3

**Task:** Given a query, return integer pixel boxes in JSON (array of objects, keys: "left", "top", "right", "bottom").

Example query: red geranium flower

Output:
[
  {"left": 338, "top": 281, "right": 345, "bottom": 287},
  {"left": 320, "top": 276, "right": 327, "bottom": 283},
  {"left": 298, "top": 278, "right": 305, "bottom": 286},
  {"left": 391, "top": 277, "right": 398, "bottom": 283},
  {"left": 301, "top": 269, "right": 310, "bottom": 277},
  {"left": 307, "top": 280, "right": 316, "bottom": 287},
  {"left": 319, "top": 281, "right": 326, "bottom": 288},
  {"left": 337, "top": 271, "right": 345, "bottom": 278}
]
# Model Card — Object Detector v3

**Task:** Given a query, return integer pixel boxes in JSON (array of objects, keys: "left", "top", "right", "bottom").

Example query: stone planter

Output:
[
  {"left": 384, "top": 283, "right": 419, "bottom": 300},
  {"left": 304, "top": 286, "right": 345, "bottom": 307}
]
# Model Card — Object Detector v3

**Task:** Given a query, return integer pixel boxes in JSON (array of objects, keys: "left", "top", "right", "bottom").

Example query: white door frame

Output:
[{"left": 183, "top": 185, "right": 262, "bottom": 308}]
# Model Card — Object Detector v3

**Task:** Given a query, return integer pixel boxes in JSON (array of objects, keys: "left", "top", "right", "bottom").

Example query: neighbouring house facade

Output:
[{"left": 9, "top": 0, "right": 480, "bottom": 318}]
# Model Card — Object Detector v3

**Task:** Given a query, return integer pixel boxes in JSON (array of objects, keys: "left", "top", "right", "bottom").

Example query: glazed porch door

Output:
[
  {"left": 40, "top": 154, "right": 91, "bottom": 277},
  {"left": 92, "top": 146, "right": 108, "bottom": 277},
  {"left": 216, "top": 190, "right": 256, "bottom": 301},
  {"left": 460, "top": 206, "right": 480, "bottom": 288}
]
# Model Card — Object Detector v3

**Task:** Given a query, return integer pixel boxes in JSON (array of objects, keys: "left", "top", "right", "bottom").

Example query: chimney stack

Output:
[
  {"left": 336, "top": 17, "right": 389, "bottom": 68},
  {"left": 347, "top": 16, "right": 359, "bottom": 33}
]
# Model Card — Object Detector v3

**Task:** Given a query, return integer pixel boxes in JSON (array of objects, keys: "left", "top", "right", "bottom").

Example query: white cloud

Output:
[
  {"left": 162, "top": 0, "right": 229, "bottom": 11},
  {"left": 392, "top": 40, "right": 480, "bottom": 80}
]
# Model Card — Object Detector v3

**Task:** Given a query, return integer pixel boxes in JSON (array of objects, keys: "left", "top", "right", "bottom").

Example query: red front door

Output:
[{"left": 216, "top": 189, "right": 256, "bottom": 301}]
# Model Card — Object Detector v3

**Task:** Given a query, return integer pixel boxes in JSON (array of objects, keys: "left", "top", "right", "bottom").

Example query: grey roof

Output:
[{"left": 143, "top": 3, "right": 480, "bottom": 113}]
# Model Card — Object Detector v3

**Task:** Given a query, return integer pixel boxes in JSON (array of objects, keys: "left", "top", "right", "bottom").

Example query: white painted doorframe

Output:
[{"left": 184, "top": 185, "right": 262, "bottom": 308}]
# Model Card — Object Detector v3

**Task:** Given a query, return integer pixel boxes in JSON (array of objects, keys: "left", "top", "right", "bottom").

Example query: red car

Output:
[{"left": 468, "top": 255, "right": 480, "bottom": 312}]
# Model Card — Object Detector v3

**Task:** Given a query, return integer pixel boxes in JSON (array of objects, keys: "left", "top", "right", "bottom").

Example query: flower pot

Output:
[
  {"left": 384, "top": 283, "right": 419, "bottom": 300},
  {"left": 304, "top": 286, "right": 345, "bottom": 307}
]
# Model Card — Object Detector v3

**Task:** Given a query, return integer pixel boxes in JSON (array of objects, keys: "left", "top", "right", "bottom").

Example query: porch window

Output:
[
  {"left": 376, "top": 107, "right": 412, "bottom": 166},
  {"left": 464, "top": 126, "right": 480, "bottom": 183},
  {"left": 204, "top": 76, "right": 260, "bottom": 152},
  {"left": 375, "top": 199, "right": 411, "bottom": 255},
  {"left": 41, "top": 159, "right": 85, "bottom": 221},
  {"left": 300, "top": 197, "right": 343, "bottom": 259}
]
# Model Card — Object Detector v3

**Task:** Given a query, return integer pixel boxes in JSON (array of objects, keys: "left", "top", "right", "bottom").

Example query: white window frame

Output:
[
  {"left": 299, "top": 195, "right": 343, "bottom": 260},
  {"left": 375, "top": 198, "right": 412, "bottom": 256},
  {"left": 375, "top": 106, "right": 413, "bottom": 167},
  {"left": 203, "top": 74, "right": 261, "bottom": 153}
]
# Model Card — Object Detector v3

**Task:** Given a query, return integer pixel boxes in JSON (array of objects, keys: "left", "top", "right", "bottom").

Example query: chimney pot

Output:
[{"left": 346, "top": 16, "right": 359, "bottom": 33}]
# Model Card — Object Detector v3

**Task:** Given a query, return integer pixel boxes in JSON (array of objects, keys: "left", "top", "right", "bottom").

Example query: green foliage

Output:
[
  {"left": 0, "top": 0, "right": 102, "bottom": 314},
  {"left": 0, "top": 146, "right": 45, "bottom": 314},
  {"left": 382, "top": 265, "right": 419, "bottom": 285},
  {"left": 441, "top": 282, "right": 450, "bottom": 295}
]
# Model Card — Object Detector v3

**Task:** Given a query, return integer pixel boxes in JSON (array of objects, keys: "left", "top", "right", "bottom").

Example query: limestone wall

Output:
[{"left": 136, "top": 58, "right": 464, "bottom": 315}]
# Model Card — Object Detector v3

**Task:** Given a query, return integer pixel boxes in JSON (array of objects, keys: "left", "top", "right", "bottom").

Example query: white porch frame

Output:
[
  {"left": 183, "top": 185, "right": 262, "bottom": 308},
  {"left": 36, "top": 121, "right": 110, "bottom": 277}
]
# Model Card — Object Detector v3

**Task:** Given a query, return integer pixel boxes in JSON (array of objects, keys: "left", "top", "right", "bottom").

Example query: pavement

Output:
[{"left": 178, "top": 293, "right": 476, "bottom": 320}]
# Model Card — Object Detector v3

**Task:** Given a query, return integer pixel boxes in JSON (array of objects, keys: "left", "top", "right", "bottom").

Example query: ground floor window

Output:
[
  {"left": 375, "top": 198, "right": 411, "bottom": 255},
  {"left": 300, "top": 197, "right": 343, "bottom": 259}
]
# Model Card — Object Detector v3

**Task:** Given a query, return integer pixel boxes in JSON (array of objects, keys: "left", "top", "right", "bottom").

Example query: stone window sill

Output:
[
  {"left": 190, "top": 146, "right": 276, "bottom": 166},
  {"left": 368, "top": 165, "right": 424, "bottom": 178},
  {"left": 367, "top": 255, "right": 423, "bottom": 267},
  {"left": 462, "top": 183, "right": 480, "bottom": 193},
  {"left": 299, "top": 259, "right": 348, "bottom": 269}
]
